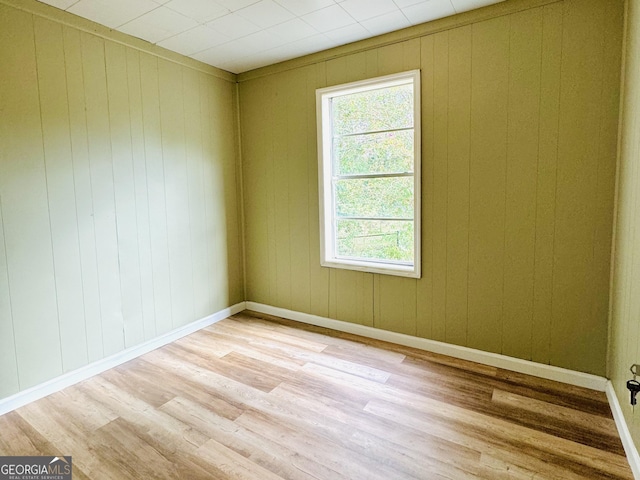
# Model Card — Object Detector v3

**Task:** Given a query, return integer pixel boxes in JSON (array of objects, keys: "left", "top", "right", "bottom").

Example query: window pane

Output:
[
  {"left": 335, "top": 176, "right": 414, "bottom": 219},
  {"left": 331, "top": 84, "right": 413, "bottom": 136},
  {"left": 336, "top": 219, "right": 414, "bottom": 263},
  {"left": 334, "top": 130, "right": 414, "bottom": 176}
]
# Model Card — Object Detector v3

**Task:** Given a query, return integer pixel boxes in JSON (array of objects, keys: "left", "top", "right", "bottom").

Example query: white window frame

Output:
[{"left": 316, "top": 70, "right": 421, "bottom": 279}]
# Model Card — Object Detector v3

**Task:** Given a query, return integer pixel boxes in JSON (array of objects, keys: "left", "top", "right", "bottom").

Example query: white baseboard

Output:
[
  {"left": 245, "top": 302, "right": 608, "bottom": 392},
  {"left": 607, "top": 381, "right": 640, "bottom": 479},
  {"left": 0, "top": 301, "right": 246, "bottom": 417}
]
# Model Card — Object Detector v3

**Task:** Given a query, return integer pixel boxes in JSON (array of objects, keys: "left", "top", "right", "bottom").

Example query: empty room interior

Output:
[{"left": 3, "top": 0, "right": 640, "bottom": 477}]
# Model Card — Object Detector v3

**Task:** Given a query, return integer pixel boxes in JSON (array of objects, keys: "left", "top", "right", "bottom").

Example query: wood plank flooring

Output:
[{"left": 0, "top": 311, "right": 633, "bottom": 479}]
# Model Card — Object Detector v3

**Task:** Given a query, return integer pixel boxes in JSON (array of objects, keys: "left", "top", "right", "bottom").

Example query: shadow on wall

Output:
[{"left": 0, "top": 3, "right": 243, "bottom": 400}]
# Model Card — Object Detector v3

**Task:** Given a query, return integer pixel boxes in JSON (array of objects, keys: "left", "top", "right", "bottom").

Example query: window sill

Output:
[{"left": 320, "top": 258, "right": 420, "bottom": 278}]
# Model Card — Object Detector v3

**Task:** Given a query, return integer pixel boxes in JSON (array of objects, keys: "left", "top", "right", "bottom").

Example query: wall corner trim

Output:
[
  {"left": 0, "top": 302, "right": 246, "bottom": 417},
  {"left": 607, "top": 381, "right": 640, "bottom": 479},
  {"left": 245, "top": 302, "right": 608, "bottom": 391}
]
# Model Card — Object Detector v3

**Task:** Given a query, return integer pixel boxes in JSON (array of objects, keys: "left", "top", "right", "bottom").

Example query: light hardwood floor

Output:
[{"left": 0, "top": 311, "right": 633, "bottom": 479}]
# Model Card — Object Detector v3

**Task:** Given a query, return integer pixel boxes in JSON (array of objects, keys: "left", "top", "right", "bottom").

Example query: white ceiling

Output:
[{"left": 38, "top": 0, "right": 504, "bottom": 74}]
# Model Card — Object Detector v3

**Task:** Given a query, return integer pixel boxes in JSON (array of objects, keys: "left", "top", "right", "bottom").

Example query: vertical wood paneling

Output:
[
  {"left": 325, "top": 56, "right": 347, "bottom": 85},
  {"left": 125, "top": 49, "right": 156, "bottom": 342},
  {"left": 445, "top": 25, "right": 471, "bottom": 347},
  {"left": 33, "top": 17, "right": 88, "bottom": 372},
  {"left": 274, "top": 72, "right": 292, "bottom": 310},
  {"left": 209, "top": 76, "right": 240, "bottom": 308},
  {"left": 265, "top": 75, "right": 279, "bottom": 305},
  {"left": 359, "top": 274, "right": 374, "bottom": 327},
  {"left": 417, "top": 35, "right": 435, "bottom": 340},
  {"left": 336, "top": 273, "right": 374, "bottom": 327},
  {"left": 335, "top": 270, "right": 356, "bottom": 323},
  {"left": 467, "top": 16, "right": 510, "bottom": 355},
  {"left": 551, "top": 0, "right": 607, "bottom": 373},
  {"left": 241, "top": 79, "right": 270, "bottom": 305},
  {"left": 105, "top": 41, "right": 144, "bottom": 349},
  {"left": 62, "top": 26, "right": 103, "bottom": 362},
  {"left": 377, "top": 43, "right": 404, "bottom": 76},
  {"left": 220, "top": 81, "right": 243, "bottom": 306},
  {"left": 307, "top": 62, "right": 329, "bottom": 318},
  {"left": 596, "top": 0, "right": 623, "bottom": 376},
  {"left": 532, "top": 3, "right": 562, "bottom": 365},
  {"left": 0, "top": 197, "right": 19, "bottom": 397},
  {"left": 364, "top": 49, "right": 378, "bottom": 78},
  {"left": 343, "top": 50, "right": 368, "bottom": 81},
  {"left": 158, "top": 59, "right": 195, "bottom": 329},
  {"left": 0, "top": 1, "right": 242, "bottom": 401},
  {"left": 596, "top": 0, "right": 624, "bottom": 376},
  {"left": 377, "top": 39, "right": 420, "bottom": 76},
  {"left": 199, "top": 72, "right": 219, "bottom": 310},
  {"left": 0, "top": 6, "right": 63, "bottom": 388},
  {"left": 378, "top": 276, "right": 413, "bottom": 335},
  {"left": 182, "top": 68, "right": 208, "bottom": 319},
  {"left": 328, "top": 249, "right": 338, "bottom": 320},
  {"left": 206, "top": 78, "right": 231, "bottom": 308},
  {"left": 288, "top": 66, "right": 311, "bottom": 314},
  {"left": 432, "top": 31, "right": 449, "bottom": 342},
  {"left": 82, "top": 33, "right": 124, "bottom": 356},
  {"left": 139, "top": 53, "right": 172, "bottom": 336},
  {"left": 502, "top": 9, "right": 542, "bottom": 360}
]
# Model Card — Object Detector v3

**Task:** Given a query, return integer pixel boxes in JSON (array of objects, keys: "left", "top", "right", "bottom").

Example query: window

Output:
[{"left": 316, "top": 70, "right": 421, "bottom": 278}]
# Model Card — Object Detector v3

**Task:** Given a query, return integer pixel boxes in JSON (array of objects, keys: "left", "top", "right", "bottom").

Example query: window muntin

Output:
[{"left": 316, "top": 70, "right": 421, "bottom": 278}]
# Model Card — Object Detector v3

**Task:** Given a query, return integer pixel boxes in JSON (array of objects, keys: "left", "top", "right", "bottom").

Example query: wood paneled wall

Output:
[
  {"left": 239, "top": 0, "right": 623, "bottom": 376},
  {"left": 610, "top": 0, "right": 640, "bottom": 452},
  {"left": 0, "top": 2, "right": 243, "bottom": 399}
]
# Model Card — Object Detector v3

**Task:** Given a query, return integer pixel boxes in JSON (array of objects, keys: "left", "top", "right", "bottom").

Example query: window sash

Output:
[{"left": 316, "top": 69, "right": 421, "bottom": 279}]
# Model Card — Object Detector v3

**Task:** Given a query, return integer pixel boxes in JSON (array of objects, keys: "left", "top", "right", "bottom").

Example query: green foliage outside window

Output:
[
  {"left": 331, "top": 84, "right": 413, "bottom": 135},
  {"left": 337, "top": 219, "right": 414, "bottom": 263},
  {"left": 333, "top": 130, "right": 413, "bottom": 175},
  {"left": 335, "top": 177, "right": 413, "bottom": 219},
  {"left": 330, "top": 84, "right": 415, "bottom": 264}
]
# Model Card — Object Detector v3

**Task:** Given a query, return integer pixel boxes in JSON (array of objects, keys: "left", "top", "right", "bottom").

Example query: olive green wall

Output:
[
  {"left": 609, "top": 0, "right": 640, "bottom": 450},
  {"left": 0, "top": 0, "right": 243, "bottom": 398},
  {"left": 239, "top": 0, "right": 623, "bottom": 376}
]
